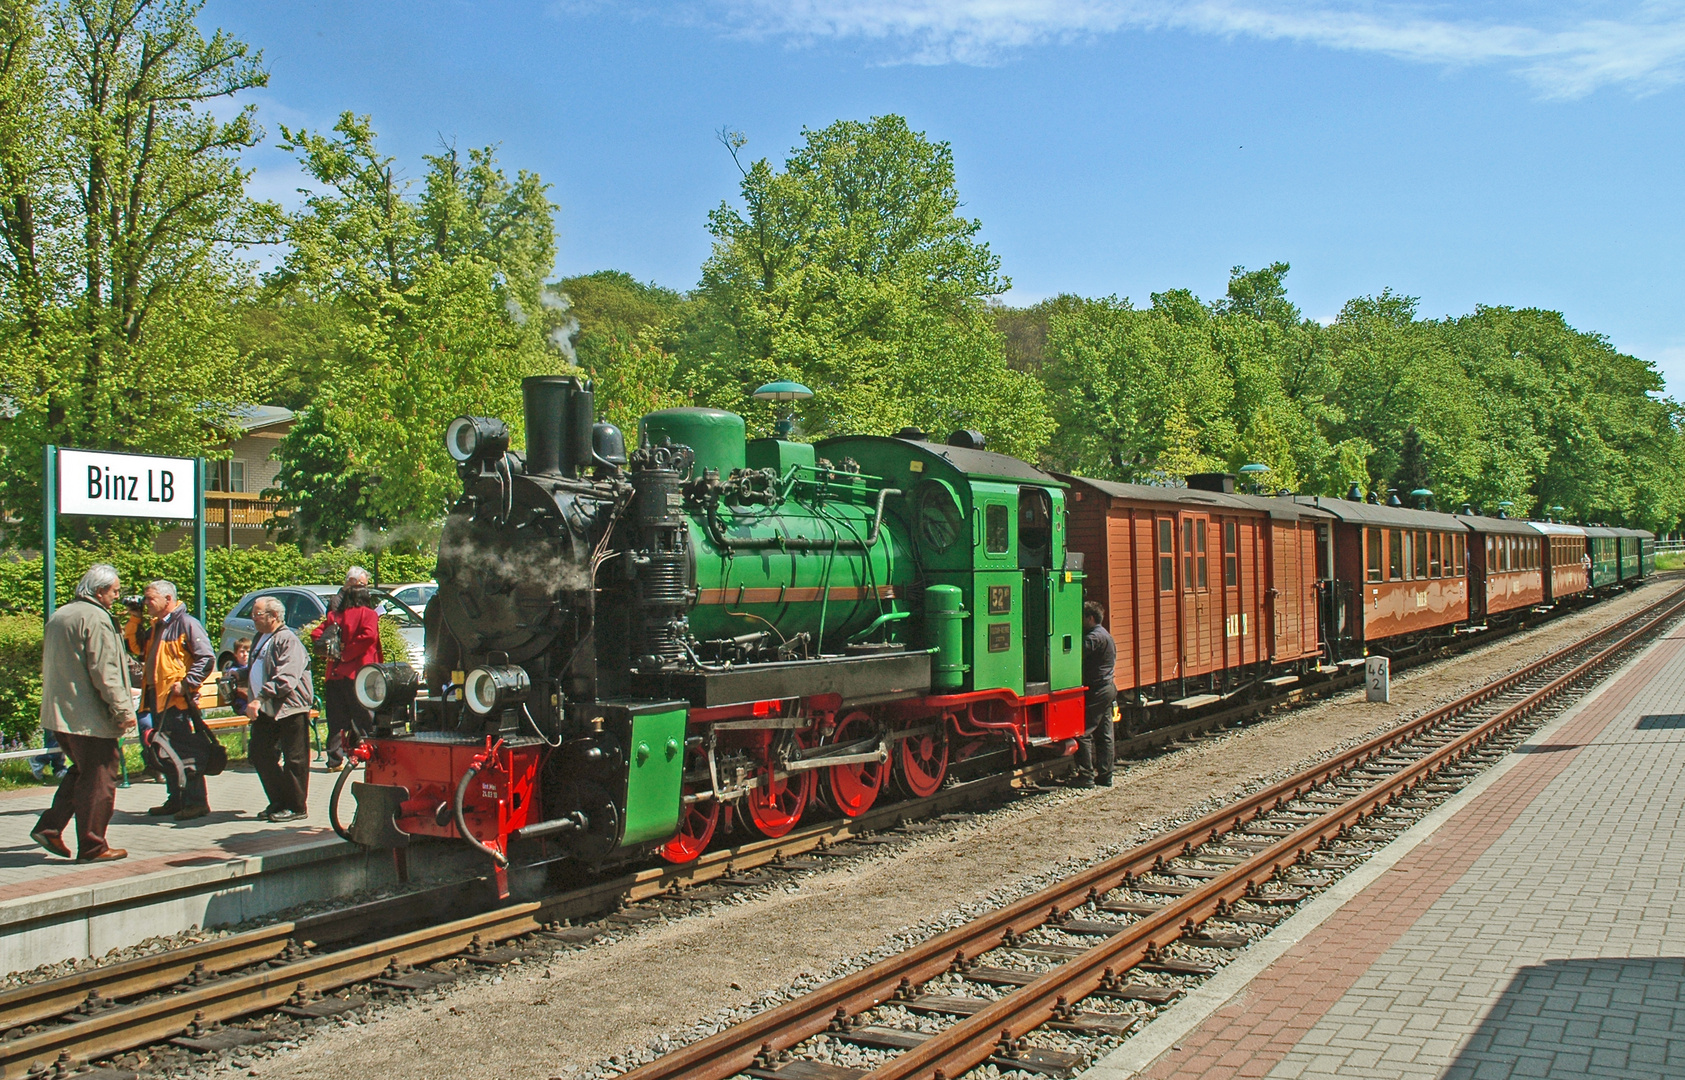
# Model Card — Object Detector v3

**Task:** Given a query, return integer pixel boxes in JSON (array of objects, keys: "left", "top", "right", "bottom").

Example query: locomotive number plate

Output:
[
  {"left": 988, "top": 585, "right": 1012, "bottom": 614},
  {"left": 988, "top": 622, "right": 1011, "bottom": 652}
]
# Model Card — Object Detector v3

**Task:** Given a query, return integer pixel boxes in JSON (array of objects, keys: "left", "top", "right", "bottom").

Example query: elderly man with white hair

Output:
[
  {"left": 245, "top": 595, "right": 314, "bottom": 821},
  {"left": 124, "top": 579, "right": 216, "bottom": 819},
  {"left": 32, "top": 565, "right": 137, "bottom": 861}
]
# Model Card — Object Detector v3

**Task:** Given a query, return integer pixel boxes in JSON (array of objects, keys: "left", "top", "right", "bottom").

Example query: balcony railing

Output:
[{"left": 202, "top": 492, "right": 290, "bottom": 528}]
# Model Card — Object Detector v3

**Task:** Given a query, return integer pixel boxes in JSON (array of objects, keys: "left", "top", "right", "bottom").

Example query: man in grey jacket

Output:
[
  {"left": 32, "top": 565, "right": 138, "bottom": 861},
  {"left": 244, "top": 596, "right": 315, "bottom": 822}
]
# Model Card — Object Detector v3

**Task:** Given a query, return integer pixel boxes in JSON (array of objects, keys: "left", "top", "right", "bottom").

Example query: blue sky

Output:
[{"left": 206, "top": 1, "right": 1685, "bottom": 393}]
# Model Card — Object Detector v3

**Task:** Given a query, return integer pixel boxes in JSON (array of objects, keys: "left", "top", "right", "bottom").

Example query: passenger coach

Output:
[
  {"left": 1459, "top": 513, "right": 1545, "bottom": 623},
  {"left": 1060, "top": 473, "right": 1325, "bottom": 714},
  {"left": 1528, "top": 520, "right": 1590, "bottom": 606}
]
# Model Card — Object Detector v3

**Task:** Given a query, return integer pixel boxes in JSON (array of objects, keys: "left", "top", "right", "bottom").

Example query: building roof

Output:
[{"left": 229, "top": 405, "right": 295, "bottom": 433}]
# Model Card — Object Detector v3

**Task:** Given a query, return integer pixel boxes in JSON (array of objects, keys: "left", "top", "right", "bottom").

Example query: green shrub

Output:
[{"left": 0, "top": 616, "right": 45, "bottom": 744}]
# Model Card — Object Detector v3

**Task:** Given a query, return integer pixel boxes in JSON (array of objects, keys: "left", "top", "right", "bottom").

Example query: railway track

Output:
[
  {"left": 0, "top": 583, "right": 1675, "bottom": 1079},
  {"left": 611, "top": 582, "right": 1685, "bottom": 1080}
]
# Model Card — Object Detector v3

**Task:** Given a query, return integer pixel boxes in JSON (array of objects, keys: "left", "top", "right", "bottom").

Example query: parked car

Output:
[
  {"left": 386, "top": 581, "right": 437, "bottom": 612},
  {"left": 219, "top": 585, "right": 425, "bottom": 669}
]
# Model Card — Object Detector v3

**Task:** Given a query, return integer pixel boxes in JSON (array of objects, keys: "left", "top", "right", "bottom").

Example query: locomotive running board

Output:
[{"left": 643, "top": 650, "right": 932, "bottom": 710}]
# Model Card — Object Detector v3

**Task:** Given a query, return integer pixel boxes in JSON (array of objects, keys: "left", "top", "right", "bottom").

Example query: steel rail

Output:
[
  {"left": 866, "top": 586, "right": 1685, "bottom": 1080},
  {"left": 0, "top": 761, "right": 1057, "bottom": 1079},
  {"left": 616, "top": 584, "right": 1685, "bottom": 1080}
]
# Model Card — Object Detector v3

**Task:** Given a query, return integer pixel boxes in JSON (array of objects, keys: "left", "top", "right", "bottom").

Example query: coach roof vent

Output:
[{"left": 1186, "top": 472, "right": 1236, "bottom": 494}]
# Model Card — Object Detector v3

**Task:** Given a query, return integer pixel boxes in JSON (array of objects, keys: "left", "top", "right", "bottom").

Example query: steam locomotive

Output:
[
  {"left": 344, "top": 376, "right": 1656, "bottom": 897},
  {"left": 346, "top": 376, "right": 1087, "bottom": 896}
]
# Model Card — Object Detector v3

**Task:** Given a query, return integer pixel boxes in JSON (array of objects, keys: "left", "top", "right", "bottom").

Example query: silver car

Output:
[
  {"left": 219, "top": 585, "right": 425, "bottom": 669},
  {"left": 386, "top": 581, "right": 437, "bottom": 612}
]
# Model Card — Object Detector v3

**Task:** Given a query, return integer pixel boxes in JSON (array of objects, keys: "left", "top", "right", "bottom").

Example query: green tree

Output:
[
  {"left": 263, "top": 401, "right": 377, "bottom": 548},
  {"left": 264, "top": 114, "right": 567, "bottom": 528},
  {"left": 673, "top": 117, "right": 1051, "bottom": 458},
  {"left": 552, "top": 270, "right": 687, "bottom": 428},
  {"left": 0, "top": 0, "right": 275, "bottom": 546}
]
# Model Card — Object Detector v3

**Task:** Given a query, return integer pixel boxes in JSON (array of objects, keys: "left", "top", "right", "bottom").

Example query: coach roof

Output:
[
  {"left": 1290, "top": 496, "right": 1468, "bottom": 531},
  {"left": 1061, "top": 475, "right": 1326, "bottom": 522}
]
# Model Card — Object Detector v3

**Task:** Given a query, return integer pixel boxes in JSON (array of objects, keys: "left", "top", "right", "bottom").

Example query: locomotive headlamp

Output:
[
  {"left": 354, "top": 661, "right": 419, "bottom": 711},
  {"left": 464, "top": 665, "right": 531, "bottom": 716},
  {"left": 445, "top": 415, "right": 511, "bottom": 463}
]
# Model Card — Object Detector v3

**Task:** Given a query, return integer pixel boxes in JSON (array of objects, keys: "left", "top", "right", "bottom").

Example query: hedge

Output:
[
  {"left": 0, "top": 543, "right": 436, "bottom": 628},
  {"left": 0, "top": 616, "right": 44, "bottom": 745},
  {"left": 0, "top": 543, "right": 437, "bottom": 742}
]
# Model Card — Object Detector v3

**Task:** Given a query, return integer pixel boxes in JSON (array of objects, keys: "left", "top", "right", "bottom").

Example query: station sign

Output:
[{"left": 56, "top": 447, "right": 196, "bottom": 520}]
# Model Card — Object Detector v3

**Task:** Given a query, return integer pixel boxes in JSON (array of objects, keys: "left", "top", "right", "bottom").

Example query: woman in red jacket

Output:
[{"left": 311, "top": 568, "right": 383, "bottom": 771}]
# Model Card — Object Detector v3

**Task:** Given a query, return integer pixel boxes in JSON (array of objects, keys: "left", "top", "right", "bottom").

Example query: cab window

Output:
[{"left": 985, "top": 503, "right": 1010, "bottom": 554}]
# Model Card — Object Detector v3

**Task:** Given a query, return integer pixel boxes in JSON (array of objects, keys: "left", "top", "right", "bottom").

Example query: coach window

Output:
[
  {"left": 1183, "top": 520, "right": 1195, "bottom": 591},
  {"left": 1415, "top": 530, "right": 1429, "bottom": 579},
  {"left": 1455, "top": 534, "right": 1465, "bottom": 576},
  {"left": 1158, "top": 519, "right": 1175, "bottom": 592},
  {"left": 1389, "top": 529, "right": 1404, "bottom": 580},
  {"left": 1224, "top": 521, "right": 1238, "bottom": 586},
  {"left": 1366, "top": 528, "right": 1382, "bottom": 582},
  {"left": 1429, "top": 533, "right": 1442, "bottom": 578},
  {"left": 1196, "top": 519, "right": 1209, "bottom": 589}
]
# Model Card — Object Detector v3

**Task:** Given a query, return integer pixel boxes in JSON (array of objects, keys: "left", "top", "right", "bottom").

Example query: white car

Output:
[{"left": 387, "top": 581, "right": 437, "bottom": 613}]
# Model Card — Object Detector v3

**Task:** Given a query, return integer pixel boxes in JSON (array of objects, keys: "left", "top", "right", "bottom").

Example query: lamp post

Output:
[{"left": 751, "top": 380, "right": 814, "bottom": 437}]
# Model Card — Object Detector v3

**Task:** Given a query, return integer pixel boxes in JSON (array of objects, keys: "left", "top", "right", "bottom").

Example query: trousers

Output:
[
  {"left": 322, "top": 679, "right": 370, "bottom": 766},
  {"left": 1074, "top": 688, "right": 1117, "bottom": 783},
  {"left": 35, "top": 732, "right": 122, "bottom": 858},
  {"left": 250, "top": 712, "right": 310, "bottom": 813}
]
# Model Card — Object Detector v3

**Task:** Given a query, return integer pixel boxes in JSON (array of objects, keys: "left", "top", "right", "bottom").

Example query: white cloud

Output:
[{"left": 708, "top": 1, "right": 1685, "bottom": 96}]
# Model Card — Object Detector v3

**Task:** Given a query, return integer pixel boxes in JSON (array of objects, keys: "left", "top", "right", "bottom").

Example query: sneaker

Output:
[
  {"left": 30, "top": 830, "right": 71, "bottom": 859},
  {"left": 78, "top": 848, "right": 127, "bottom": 862},
  {"left": 148, "top": 803, "right": 180, "bottom": 816},
  {"left": 266, "top": 809, "right": 306, "bottom": 823},
  {"left": 1097, "top": 777, "right": 1115, "bottom": 788},
  {"left": 173, "top": 806, "right": 209, "bottom": 821}
]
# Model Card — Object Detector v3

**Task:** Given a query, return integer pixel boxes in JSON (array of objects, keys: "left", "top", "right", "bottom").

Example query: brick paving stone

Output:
[
  {"left": 1121, "top": 626, "right": 1685, "bottom": 1080},
  {"left": 0, "top": 759, "right": 348, "bottom": 904}
]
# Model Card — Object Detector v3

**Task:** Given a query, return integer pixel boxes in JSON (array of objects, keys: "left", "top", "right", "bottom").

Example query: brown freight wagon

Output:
[{"left": 1059, "top": 474, "right": 1325, "bottom": 710}]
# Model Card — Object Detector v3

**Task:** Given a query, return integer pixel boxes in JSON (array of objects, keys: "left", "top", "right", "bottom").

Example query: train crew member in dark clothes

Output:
[
  {"left": 32, "top": 565, "right": 137, "bottom": 862},
  {"left": 312, "top": 566, "right": 382, "bottom": 771},
  {"left": 125, "top": 580, "right": 215, "bottom": 820},
  {"left": 245, "top": 597, "right": 314, "bottom": 821},
  {"left": 1072, "top": 601, "right": 1117, "bottom": 788}
]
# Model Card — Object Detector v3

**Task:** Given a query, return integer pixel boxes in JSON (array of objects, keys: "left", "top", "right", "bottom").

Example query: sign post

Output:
[{"left": 43, "top": 447, "right": 205, "bottom": 621}]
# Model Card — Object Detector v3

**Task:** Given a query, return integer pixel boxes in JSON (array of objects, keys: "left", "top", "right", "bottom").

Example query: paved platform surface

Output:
[
  {"left": 0, "top": 759, "right": 344, "bottom": 905},
  {"left": 1087, "top": 621, "right": 1685, "bottom": 1080}
]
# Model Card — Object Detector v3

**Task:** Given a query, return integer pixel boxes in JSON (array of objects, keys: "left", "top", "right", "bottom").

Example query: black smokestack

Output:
[{"left": 523, "top": 375, "right": 580, "bottom": 477}]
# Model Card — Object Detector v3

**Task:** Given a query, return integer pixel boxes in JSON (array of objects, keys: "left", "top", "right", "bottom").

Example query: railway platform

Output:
[
  {"left": 1085, "top": 620, "right": 1685, "bottom": 1079},
  {"left": 0, "top": 762, "right": 475, "bottom": 974}
]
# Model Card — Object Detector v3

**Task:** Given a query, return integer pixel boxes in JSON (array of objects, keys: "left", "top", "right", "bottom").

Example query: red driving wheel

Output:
[
  {"left": 897, "top": 723, "right": 949, "bottom": 798},
  {"left": 825, "top": 711, "right": 885, "bottom": 818},
  {"left": 746, "top": 731, "right": 814, "bottom": 838},
  {"left": 657, "top": 788, "right": 719, "bottom": 863}
]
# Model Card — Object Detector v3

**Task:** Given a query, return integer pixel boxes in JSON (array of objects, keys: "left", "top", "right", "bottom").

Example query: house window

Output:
[
  {"left": 1158, "top": 519, "right": 1174, "bottom": 592},
  {"left": 1224, "top": 521, "right": 1238, "bottom": 587},
  {"left": 1366, "top": 528, "right": 1382, "bottom": 583},
  {"left": 1389, "top": 529, "right": 1404, "bottom": 581},
  {"left": 208, "top": 460, "right": 245, "bottom": 493}
]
